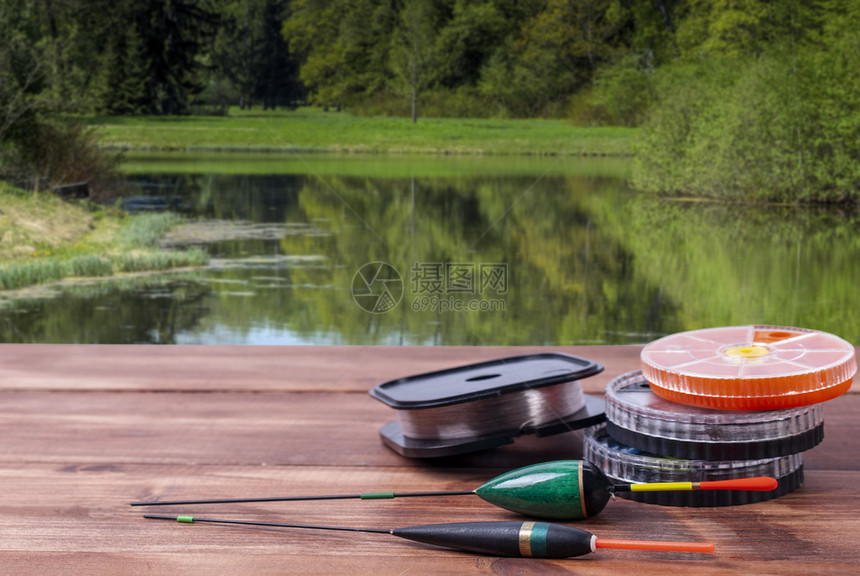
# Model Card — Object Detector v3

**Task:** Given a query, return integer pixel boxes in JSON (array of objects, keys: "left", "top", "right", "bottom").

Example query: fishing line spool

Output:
[
  {"left": 640, "top": 325, "right": 856, "bottom": 410},
  {"left": 370, "top": 353, "right": 606, "bottom": 458},
  {"left": 583, "top": 424, "right": 803, "bottom": 507},
  {"left": 604, "top": 370, "right": 825, "bottom": 460}
]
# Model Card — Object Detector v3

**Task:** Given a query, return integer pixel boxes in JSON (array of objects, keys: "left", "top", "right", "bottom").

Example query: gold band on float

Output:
[{"left": 518, "top": 522, "right": 536, "bottom": 557}]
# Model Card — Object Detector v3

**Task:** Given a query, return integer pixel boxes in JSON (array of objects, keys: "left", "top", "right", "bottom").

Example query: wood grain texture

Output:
[{"left": 0, "top": 344, "right": 856, "bottom": 575}]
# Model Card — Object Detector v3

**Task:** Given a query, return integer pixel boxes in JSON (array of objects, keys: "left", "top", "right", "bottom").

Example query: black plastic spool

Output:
[
  {"left": 370, "top": 353, "right": 606, "bottom": 458},
  {"left": 584, "top": 424, "right": 804, "bottom": 507},
  {"left": 604, "top": 370, "right": 825, "bottom": 461}
]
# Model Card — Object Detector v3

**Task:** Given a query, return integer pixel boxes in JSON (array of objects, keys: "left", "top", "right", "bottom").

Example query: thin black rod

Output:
[
  {"left": 144, "top": 515, "right": 391, "bottom": 534},
  {"left": 131, "top": 490, "right": 475, "bottom": 507},
  {"left": 134, "top": 494, "right": 362, "bottom": 506}
]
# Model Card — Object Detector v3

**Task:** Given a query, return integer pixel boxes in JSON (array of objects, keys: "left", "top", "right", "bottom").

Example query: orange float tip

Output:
[
  {"left": 700, "top": 477, "right": 778, "bottom": 491},
  {"left": 595, "top": 538, "right": 715, "bottom": 554}
]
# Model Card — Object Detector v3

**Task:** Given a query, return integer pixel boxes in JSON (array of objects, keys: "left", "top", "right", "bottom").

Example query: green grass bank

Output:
[
  {"left": 0, "top": 183, "right": 207, "bottom": 292},
  {"left": 87, "top": 107, "right": 636, "bottom": 156}
]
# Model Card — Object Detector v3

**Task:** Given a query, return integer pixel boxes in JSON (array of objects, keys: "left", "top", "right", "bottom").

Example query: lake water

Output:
[{"left": 0, "top": 152, "right": 857, "bottom": 346}]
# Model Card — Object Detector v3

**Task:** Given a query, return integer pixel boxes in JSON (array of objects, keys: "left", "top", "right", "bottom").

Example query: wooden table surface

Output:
[{"left": 0, "top": 344, "right": 857, "bottom": 575}]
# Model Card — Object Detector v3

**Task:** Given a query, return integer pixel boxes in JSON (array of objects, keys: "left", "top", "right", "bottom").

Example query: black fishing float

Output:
[
  {"left": 132, "top": 460, "right": 777, "bottom": 520},
  {"left": 143, "top": 514, "right": 715, "bottom": 558}
]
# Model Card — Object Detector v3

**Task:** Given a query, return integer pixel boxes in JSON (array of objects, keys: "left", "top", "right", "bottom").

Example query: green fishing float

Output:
[{"left": 132, "top": 460, "right": 777, "bottom": 520}]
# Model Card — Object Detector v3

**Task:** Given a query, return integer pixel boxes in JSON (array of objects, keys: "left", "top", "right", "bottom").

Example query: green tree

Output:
[
  {"left": 102, "top": 23, "right": 149, "bottom": 115},
  {"left": 284, "top": 0, "right": 351, "bottom": 109},
  {"left": 256, "top": 0, "right": 301, "bottom": 109},
  {"left": 633, "top": 0, "right": 860, "bottom": 203},
  {"left": 210, "top": 0, "right": 298, "bottom": 110},
  {"left": 284, "top": 0, "right": 396, "bottom": 110},
  {"left": 434, "top": 1, "right": 507, "bottom": 88},
  {"left": 390, "top": 0, "right": 439, "bottom": 123},
  {"left": 0, "top": 0, "right": 47, "bottom": 149},
  {"left": 136, "top": 0, "right": 219, "bottom": 115},
  {"left": 479, "top": 0, "right": 628, "bottom": 117},
  {"left": 77, "top": 0, "right": 219, "bottom": 115},
  {"left": 209, "top": 1, "right": 254, "bottom": 108},
  {"left": 614, "top": 0, "right": 678, "bottom": 63},
  {"left": 0, "top": 0, "right": 119, "bottom": 193},
  {"left": 674, "top": 0, "right": 828, "bottom": 59},
  {"left": 587, "top": 54, "right": 656, "bottom": 126},
  {"left": 804, "top": 29, "right": 860, "bottom": 202}
]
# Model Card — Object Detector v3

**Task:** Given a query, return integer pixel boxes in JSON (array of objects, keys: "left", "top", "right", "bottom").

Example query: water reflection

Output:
[{"left": 0, "top": 154, "right": 856, "bottom": 345}]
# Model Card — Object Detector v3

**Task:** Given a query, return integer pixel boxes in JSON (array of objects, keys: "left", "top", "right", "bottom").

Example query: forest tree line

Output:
[
  {"left": 1, "top": 0, "right": 859, "bottom": 202},
  {"left": 3, "top": 0, "right": 856, "bottom": 120}
]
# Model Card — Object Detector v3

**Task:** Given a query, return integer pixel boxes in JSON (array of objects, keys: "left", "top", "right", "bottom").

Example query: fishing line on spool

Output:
[
  {"left": 604, "top": 370, "right": 825, "bottom": 460},
  {"left": 583, "top": 424, "right": 804, "bottom": 507},
  {"left": 370, "top": 353, "right": 606, "bottom": 457},
  {"left": 397, "top": 380, "right": 586, "bottom": 440}
]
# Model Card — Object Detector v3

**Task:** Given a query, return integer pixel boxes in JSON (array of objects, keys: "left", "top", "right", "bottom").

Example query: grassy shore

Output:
[
  {"left": 0, "top": 183, "right": 207, "bottom": 291},
  {"left": 3, "top": 108, "right": 634, "bottom": 292},
  {"left": 120, "top": 150, "right": 634, "bottom": 180},
  {"left": 87, "top": 107, "right": 636, "bottom": 156}
]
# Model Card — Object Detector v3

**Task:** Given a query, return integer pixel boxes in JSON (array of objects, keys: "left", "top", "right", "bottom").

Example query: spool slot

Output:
[{"left": 466, "top": 374, "right": 502, "bottom": 382}]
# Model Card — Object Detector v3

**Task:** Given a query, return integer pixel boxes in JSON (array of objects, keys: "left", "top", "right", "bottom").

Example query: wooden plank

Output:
[
  {"left": 0, "top": 344, "right": 643, "bottom": 393},
  {"left": 0, "top": 390, "right": 606, "bottom": 468}
]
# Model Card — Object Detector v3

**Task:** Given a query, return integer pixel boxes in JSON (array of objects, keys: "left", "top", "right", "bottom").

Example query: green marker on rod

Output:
[
  {"left": 132, "top": 460, "right": 778, "bottom": 520},
  {"left": 144, "top": 514, "right": 715, "bottom": 558}
]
